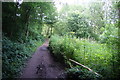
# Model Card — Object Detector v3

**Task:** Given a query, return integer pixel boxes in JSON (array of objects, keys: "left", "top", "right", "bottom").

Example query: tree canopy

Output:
[{"left": 2, "top": 0, "right": 120, "bottom": 79}]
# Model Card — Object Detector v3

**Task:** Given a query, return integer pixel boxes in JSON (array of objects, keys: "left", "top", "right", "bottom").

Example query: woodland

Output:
[{"left": 2, "top": 0, "right": 120, "bottom": 79}]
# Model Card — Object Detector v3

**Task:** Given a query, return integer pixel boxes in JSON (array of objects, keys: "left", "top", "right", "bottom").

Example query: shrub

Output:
[
  {"left": 2, "top": 35, "right": 44, "bottom": 78},
  {"left": 66, "top": 67, "right": 102, "bottom": 80},
  {"left": 49, "top": 34, "right": 118, "bottom": 79}
]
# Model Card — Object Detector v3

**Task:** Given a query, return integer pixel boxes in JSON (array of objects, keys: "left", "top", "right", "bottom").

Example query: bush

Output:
[
  {"left": 49, "top": 34, "right": 118, "bottom": 79},
  {"left": 66, "top": 67, "right": 102, "bottom": 80},
  {"left": 2, "top": 35, "right": 44, "bottom": 78}
]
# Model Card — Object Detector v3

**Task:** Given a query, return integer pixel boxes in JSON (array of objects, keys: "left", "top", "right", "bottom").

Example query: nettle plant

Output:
[{"left": 49, "top": 34, "right": 116, "bottom": 79}]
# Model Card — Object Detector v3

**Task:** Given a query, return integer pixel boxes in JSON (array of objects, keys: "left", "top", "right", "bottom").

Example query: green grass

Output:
[{"left": 49, "top": 34, "right": 117, "bottom": 79}]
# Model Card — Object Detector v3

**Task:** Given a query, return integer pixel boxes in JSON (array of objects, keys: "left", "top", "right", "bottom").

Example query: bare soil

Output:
[{"left": 20, "top": 39, "right": 65, "bottom": 78}]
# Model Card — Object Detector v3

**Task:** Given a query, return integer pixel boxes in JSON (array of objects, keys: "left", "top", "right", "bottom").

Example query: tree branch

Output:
[{"left": 69, "top": 59, "right": 102, "bottom": 77}]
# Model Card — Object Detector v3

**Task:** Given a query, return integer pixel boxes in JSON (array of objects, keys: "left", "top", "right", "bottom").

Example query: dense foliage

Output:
[
  {"left": 66, "top": 66, "right": 101, "bottom": 80},
  {"left": 3, "top": 35, "right": 30, "bottom": 77},
  {"left": 48, "top": 0, "right": 119, "bottom": 80},
  {"left": 2, "top": 2, "right": 56, "bottom": 78},
  {"left": 2, "top": 2, "right": 56, "bottom": 41},
  {"left": 49, "top": 34, "right": 118, "bottom": 79},
  {"left": 2, "top": 0, "right": 120, "bottom": 79},
  {"left": 2, "top": 34, "right": 43, "bottom": 78}
]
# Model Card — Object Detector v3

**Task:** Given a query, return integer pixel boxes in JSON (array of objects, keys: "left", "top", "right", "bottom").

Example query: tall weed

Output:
[{"left": 49, "top": 34, "right": 117, "bottom": 79}]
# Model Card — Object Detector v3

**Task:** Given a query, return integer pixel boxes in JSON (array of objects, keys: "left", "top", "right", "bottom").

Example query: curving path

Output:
[{"left": 20, "top": 39, "right": 65, "bottom": 78}]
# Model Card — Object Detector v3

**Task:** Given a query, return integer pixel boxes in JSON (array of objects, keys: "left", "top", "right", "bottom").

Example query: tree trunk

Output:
[
  {"left": 26, "top": 23, "right": 29, "bottom": 40},
  {"left": 46, "top": 27, "right": 50, "bottom": 37},
  {"left": 50, "top": 25, "right": 53, "bottom": 37}
]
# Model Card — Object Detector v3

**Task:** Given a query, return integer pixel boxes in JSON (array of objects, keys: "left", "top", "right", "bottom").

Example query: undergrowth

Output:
[
  {"left": 2, "top": 35, "right": 44, "bottom": 78},
  {"left": 49, "top": 34, "right": 118, "bottom": 80},
  {"left": 66, "top": 66, "right": 102, "bottom": 80}
]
